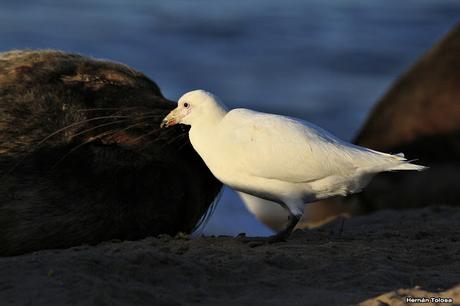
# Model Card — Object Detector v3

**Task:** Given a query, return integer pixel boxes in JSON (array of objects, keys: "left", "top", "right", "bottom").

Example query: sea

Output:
[{"left": 1, "top": 0, "right": 459, "bottom": 236}]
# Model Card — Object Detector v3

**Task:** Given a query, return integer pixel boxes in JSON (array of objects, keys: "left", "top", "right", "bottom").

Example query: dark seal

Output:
[{"left": 0, "top": 50, "right": 222, "bottom": 256}]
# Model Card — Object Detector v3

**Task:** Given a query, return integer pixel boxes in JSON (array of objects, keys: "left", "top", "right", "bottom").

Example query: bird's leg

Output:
[
  {"left": 237, "top": 213, "right": 301, "bottom": 246},
  {"left": 267, "top": 199, "right": 304, "bottom": 243},
  {"left": 238, "top": 199, "right": 304, "bottom": 246},
  {"left": 267, "top": 213, "right": 301, "bottom": 243}
]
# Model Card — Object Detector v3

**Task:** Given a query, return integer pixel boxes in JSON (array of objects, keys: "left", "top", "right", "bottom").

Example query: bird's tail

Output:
[
  {"left": 389, "top": 162, "right": 427, "bottom": 171},
  {"left": 387, "top": 153, "right": 428, "bottom": 171}
]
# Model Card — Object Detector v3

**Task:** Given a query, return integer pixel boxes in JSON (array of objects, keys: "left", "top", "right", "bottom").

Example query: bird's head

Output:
[{"left": 160, "top": 90, "right": 228, "bottom": 128}]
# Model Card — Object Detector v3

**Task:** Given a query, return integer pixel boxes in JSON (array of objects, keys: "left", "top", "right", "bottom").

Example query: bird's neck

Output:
[
  {"left": 209, "top": 103, "right": 228, "bottom": 124},
  {"left": 194, "top": 104, "right": 227, "bottom": 129},
  {"left": 188, "top": 106, "right": 227, "bottom": 166}
]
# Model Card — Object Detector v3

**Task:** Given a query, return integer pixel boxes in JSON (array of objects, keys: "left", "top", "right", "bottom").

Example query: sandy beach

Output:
[{"left": 0, "top": 205, "right": 458, "bottom": 306}]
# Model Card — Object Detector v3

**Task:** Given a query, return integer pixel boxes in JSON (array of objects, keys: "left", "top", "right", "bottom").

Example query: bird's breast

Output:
[{"left": 189, "top": 126, "right": 226, "bottom": 173}]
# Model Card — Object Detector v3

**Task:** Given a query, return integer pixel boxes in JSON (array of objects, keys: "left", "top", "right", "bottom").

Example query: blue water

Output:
[{"left": 1, "top": 0, "right": 459, "bottom": 236}]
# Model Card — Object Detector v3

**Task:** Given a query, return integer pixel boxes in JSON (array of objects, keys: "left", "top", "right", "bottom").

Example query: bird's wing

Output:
[{"left": 219, "top": 109, "right": 389, "bottom": 183}]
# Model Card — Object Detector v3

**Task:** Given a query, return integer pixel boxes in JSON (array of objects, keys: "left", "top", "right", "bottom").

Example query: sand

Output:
[{"left": 0, "top": 206, "right": 459, "bottom": 306}]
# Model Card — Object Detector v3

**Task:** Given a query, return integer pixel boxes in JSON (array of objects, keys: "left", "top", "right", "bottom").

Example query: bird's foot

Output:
[
  {"left": 236, "top": 233, "right": 288, "bottom": 248},
  {"left": 267, "top": 232, "right": 289, "bottom": 243},
  {"left": 236, "top": 234, "right": 270, "bottom": 247},
  {"left": 236, "top": 214, "right": 301, "bottom": 247},
  {"left": 266, "top": 213, "right": 301, "bottom": 243}
]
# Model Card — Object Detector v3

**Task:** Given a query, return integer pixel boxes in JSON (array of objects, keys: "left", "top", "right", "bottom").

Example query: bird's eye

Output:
[{"left": 183, "top": 102, "right": 189, "bottom": 108}]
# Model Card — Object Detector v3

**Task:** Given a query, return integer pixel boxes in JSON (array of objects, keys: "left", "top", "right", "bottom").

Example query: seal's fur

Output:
[{"left": 0, "top": 50, "right": 221, "bottom": 256}]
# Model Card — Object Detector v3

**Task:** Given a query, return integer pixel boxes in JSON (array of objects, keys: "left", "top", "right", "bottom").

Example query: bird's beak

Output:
[{"left": 160, "top": 109, "right": 179, "bottom": 128}]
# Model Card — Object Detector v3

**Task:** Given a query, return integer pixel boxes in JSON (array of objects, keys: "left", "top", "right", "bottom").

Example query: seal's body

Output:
[{"left": 0, "top": 50, "right": 221, "bottom": 256}]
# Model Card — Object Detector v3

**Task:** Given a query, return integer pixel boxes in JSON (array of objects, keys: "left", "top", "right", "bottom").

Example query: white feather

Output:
[{"left": 177, "top": 90, "right": 426, "bottom": 219}]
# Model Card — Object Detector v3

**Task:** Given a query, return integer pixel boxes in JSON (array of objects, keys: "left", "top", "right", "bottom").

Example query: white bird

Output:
[
  {"left": 237, "top": 192, "right": 289, "bottom": 233},
  {"left": 161, "top": 90, "right": 426, "bottom": 241}
]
